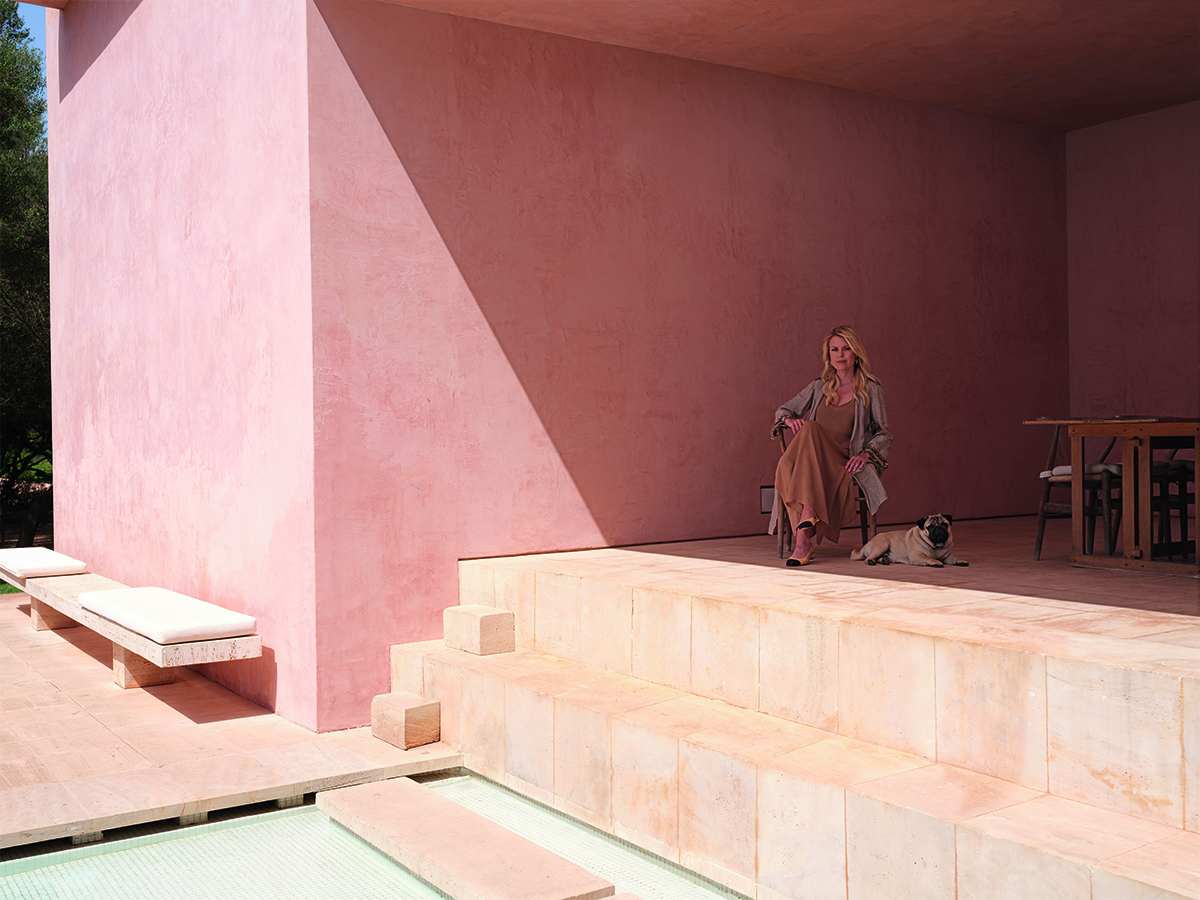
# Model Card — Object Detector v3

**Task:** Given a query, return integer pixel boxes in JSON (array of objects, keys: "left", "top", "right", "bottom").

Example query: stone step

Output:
[
  {"left": 318, "top": 778, "right": 616, "bottom": 900},
  {"left": 455, "top": 547, "right": 1200, "bottom": 833},
  {"left": 370, "top": 691, "right": 441, "bottom": 750},
  {"left": 391, "top": 639, "right": 1200, "bottom": 900}
]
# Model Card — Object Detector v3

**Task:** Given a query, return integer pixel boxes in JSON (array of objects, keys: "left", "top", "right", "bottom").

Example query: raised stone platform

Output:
[
  {"left": 455, "top": 541, "right": 1200, "bottom": 830},
  {"left": 388, "top": 537, "right": 1200, "bottom": 899}
]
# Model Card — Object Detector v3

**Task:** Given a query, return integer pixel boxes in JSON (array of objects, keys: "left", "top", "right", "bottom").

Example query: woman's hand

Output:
[
  {"left": 845, "top": 452, "right": 869, "bottom": 474},
  {"left": 787, "top": 418, "right": 804, "bottom": 434}
]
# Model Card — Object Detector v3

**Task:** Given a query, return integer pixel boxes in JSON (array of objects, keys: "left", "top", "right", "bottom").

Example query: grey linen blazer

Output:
[{"left": 771, "top": 378, "right": 892, "bottom": 515}]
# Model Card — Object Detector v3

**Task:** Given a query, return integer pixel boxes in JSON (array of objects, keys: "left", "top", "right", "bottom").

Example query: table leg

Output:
[
  {"left": 1122, "top": 437, "right": 1138, "bottom": 558},
  {"left": 1071, "top": 435, "right": 1084, "bottom": 556},
  {"left": 1138, "top": 438, "right": 1152, "bottom": 560},
  {"left": 1062, "top": 421, "right": 1198, "bottom": 574}
]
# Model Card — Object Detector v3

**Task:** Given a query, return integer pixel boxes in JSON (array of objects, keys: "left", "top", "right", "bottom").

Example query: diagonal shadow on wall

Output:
[
  {"left": 313, "top": 0, "right": 802, "bottom": 546},
  {"left": 57, "top": 0, "right": 141, "bottom": 100}
]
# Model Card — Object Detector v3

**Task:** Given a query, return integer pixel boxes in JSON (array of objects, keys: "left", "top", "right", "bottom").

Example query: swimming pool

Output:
[
  {"left": 424, "top": 773, "right": 748, "bottom": 899},
  {"left": 0, "top": 806, "right": 446, "bottom": 900},
  {"left": 1, "top": 774, "right": 749, "bottom": 900}
]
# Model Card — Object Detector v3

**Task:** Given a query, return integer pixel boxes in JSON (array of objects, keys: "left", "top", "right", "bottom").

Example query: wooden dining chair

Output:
[
  {"left": 1033, "top": 424, "right": 1121, "bottom": 559},
  {"left": 1152, "top": 450, "right": 1195, "bottom": 558},
  {"left": 775, "top": 429, "right": 876, "bottom": 560}
]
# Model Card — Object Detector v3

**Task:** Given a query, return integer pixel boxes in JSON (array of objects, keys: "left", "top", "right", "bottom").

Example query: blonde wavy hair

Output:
[{"left": 819, "top": 325, "right": 878, "bottom": 407}]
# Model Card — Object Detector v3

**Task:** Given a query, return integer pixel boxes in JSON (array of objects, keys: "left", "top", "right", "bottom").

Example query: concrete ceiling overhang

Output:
[{"left": 388, "top": 0, "right": 1200, "bottom": 130}]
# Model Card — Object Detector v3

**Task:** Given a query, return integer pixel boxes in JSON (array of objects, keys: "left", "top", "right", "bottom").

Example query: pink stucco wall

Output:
[
  {"left": 48, "top": 1, "right": 319, "bottom": 725},
  {"left": 50, "top": 0, "right": 1075, "bottom": 731},
  {"left": 307, "top": 2, "right": 1066, "bottom": 727},
  {"left": 1067, "top": 101, "right": 1200, "bottom": 417}
]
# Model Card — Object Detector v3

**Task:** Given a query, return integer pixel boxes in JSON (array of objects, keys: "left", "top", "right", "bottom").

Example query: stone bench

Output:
[{"left": 0, "top": 548, "right": 261, "bottom": 688}]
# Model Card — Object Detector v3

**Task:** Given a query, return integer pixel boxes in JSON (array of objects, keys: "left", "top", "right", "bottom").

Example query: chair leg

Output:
[
  {"left": 1085, "top": 488, "right": 1097, "bottom": 555},
  {"left": 1154, "top": 477, "right": 1185, "bottom": 559},
  {"left": 1034, "top": 480, "right": 1052, "bottom": 560},
  {"left": 1100, "top": 472, "right": 1113, "bottom": 556},
  {"left": 778, "top": 507, "right": 793, "bottom": 560},
  {"left": 1181, "top": 485, "right": 1191, "bottom": 548},
  {"left": 1157, "top": 482, "right": 1170, "bottom": 555},
  {"left": 1170, "top": 478, "right": 1194, "bottom": 559},
  {"left": 1167, "top": 481, "right": 1178, "bottom": 558},
  {"left": 859, "top": 498, "right": 869, "bottom": 546},
  {"left": 1175, "top": 480, "right": 1192, "bottom": 556}
]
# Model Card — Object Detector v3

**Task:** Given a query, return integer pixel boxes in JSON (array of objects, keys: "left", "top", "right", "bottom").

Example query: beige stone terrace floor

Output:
[
  {"left": 642, "top": 514, "right": 1198, "bottom": 617},
  {"left": 0, "top": 514, "right": 1193, "bottom": 861},
  {"left": 0, "top": 594, "right": 461, "bottom": 856}
]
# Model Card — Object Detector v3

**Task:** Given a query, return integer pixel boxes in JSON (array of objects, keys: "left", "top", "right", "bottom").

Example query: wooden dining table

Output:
[{"left": 1025, "top": 417, "right": 1199, "bottom": 575}]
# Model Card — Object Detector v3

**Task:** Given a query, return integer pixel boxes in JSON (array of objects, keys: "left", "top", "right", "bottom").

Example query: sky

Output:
[{"left": 18, "top": 2, "right": 47, "bottom": 72}]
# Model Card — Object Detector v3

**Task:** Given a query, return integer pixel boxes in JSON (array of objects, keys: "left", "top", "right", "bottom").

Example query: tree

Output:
[{"left": 0, "top": 0, "right": 50, "bottom": 545}]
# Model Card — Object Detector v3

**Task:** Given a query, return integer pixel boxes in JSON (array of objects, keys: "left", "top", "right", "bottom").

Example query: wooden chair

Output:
[
  {"left": 1152, "top": 450, "right": 1195, "bottom": 559},
  {"left": 775, "top": 429, "right": 876, "bottom": 560},
  {"left": 1033, "top": 424, "right": 1121, "bottom": 560}
]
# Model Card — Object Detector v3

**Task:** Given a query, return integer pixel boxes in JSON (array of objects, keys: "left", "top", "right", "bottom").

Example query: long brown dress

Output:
[{"left": 775, "top": 397, "right": 857, "bottom": 544}]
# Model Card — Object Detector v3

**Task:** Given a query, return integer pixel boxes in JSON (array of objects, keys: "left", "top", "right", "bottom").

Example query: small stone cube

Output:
[
  {"left": 371, "top": 691, "right": 441, "bottom": 750},
  {"left": 443, "top": 604, "right": 516, "bottom": 655}
]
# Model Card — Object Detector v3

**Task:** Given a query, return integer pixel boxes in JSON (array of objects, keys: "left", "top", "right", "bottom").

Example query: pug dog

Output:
[{"left": 850, "top": 514, "right": 968, "bottom": 567}]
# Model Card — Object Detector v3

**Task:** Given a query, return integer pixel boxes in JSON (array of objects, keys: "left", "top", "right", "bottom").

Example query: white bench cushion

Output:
[
  {"left": 77, "top": 587, "right": 256, "bottom": 644},
  {"left": 0, "top": 547, "right": 88, "bottom": 578},
  {"left": 1040, "top": 464, "right": 1121, "bottom": 479}
]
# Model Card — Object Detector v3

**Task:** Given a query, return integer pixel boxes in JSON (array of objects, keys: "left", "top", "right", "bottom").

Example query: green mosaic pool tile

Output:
[
  {"left": 0, "top": 807, "right": 310, "bottom": 877},
  {"left": 0, "top": 807, "right": 445, "bottom": 900},
  {"left": 427, "top": 774, "right": 751, "bottom": 900}
]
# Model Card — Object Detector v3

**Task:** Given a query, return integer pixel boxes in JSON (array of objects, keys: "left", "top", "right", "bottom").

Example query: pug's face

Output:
[{"left": 917, "top": 514, "right": 953, "bottom": 547}]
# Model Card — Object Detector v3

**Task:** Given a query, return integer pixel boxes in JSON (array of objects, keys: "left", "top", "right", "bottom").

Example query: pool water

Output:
[
  {"left": 2, "top": 774, "right": 749, "bottom": 900},
  {"left": 0, "top": 806, "right": 446, "bottom": 900},
  {"left": 424, "top": 773, "right": 748, "bottom": 899}
]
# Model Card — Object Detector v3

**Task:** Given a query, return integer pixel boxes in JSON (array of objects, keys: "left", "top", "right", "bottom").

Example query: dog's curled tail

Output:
[{"left": 849, "top": 548, "right": 865, "bottom": 560}]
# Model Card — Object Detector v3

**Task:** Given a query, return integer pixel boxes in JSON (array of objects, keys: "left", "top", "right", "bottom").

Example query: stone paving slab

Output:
[
  {"left": 320, "top": 778, "right": 615, "bottom": 900},
  {"left": 0, "top": 591, "right": 461, "bottom": 852}
]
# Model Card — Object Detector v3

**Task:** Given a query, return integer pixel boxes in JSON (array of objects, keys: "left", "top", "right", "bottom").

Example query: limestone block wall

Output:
[{"left": 459, "top": 553, "right": 1200, "bottom": 832}]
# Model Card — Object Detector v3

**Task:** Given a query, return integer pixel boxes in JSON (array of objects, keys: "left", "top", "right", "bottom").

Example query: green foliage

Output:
[{"left": 0, "top": 0, "right": 50, "bottom": 539}]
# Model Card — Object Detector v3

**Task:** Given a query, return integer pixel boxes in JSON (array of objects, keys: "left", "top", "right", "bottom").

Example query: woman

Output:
[{"left": 772, "top": 325, "right": 892, "bottom": 566}]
